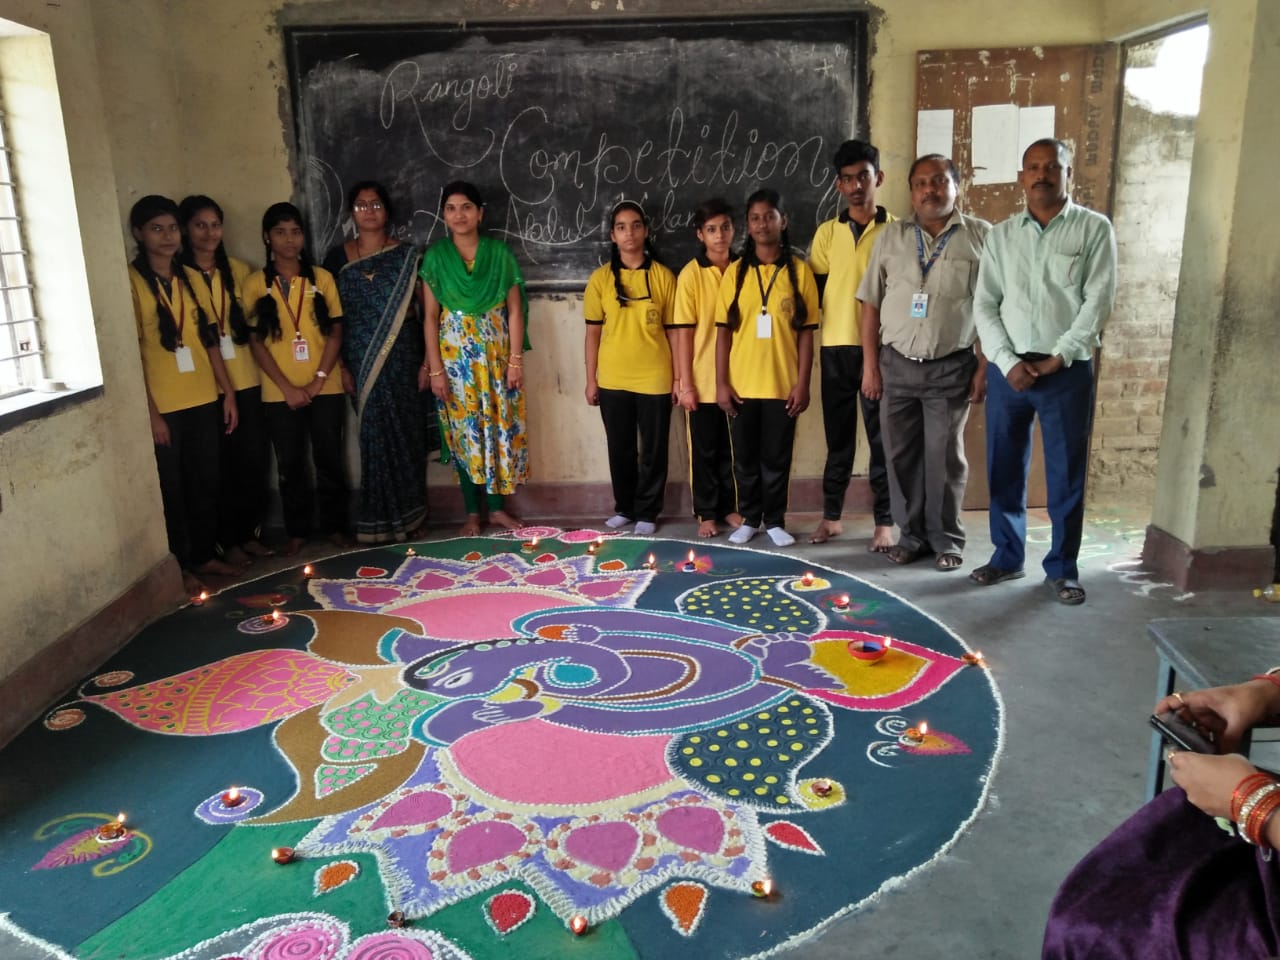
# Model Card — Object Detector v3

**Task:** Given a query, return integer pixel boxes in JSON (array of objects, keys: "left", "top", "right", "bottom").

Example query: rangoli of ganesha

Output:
[{"left": 55, "top": 550, "right": 972, "bottom": 929}]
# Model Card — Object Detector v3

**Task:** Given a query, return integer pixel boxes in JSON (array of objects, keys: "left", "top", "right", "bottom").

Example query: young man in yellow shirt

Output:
[{"left": 808, "top": 140, "right": 896, "bottom": 550}]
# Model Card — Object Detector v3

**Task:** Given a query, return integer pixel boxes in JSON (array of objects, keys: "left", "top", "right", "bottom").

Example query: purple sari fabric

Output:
[{"left": 1043, "top": 787, "right": 1280, "bottom": 959}]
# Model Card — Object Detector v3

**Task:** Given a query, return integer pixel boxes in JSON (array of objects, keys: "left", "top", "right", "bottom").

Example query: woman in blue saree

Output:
[{"left": 325, "top": 181, "right": 436, "bottom": 543}]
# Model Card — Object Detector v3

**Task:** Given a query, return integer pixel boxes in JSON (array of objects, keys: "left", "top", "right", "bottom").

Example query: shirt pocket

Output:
[
  {"left": 1050, "top": 252, "right": 1081, "bottom": 289},
  {"left": 936, "top": 258, "right": 976, "bottom": 299}
]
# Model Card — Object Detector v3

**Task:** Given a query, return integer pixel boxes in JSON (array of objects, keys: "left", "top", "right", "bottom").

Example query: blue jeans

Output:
[{"left": 984, "top": 359, "right": 1094, "bottom": 579}]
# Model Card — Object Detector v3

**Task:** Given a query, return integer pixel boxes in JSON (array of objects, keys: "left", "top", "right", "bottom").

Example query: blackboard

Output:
[{"left": 286, "top": 16, "right": 866, "bottom": 290}]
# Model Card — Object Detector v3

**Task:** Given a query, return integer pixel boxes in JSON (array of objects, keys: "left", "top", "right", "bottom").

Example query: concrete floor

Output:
[{"left": 3, "top": 504, "right": 1275, "bottom": 959}]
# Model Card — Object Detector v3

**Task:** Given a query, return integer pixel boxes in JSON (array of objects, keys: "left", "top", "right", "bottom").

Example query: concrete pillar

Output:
[{"left": 1142, "top": 0, "right": 1280, "bottom": 589}]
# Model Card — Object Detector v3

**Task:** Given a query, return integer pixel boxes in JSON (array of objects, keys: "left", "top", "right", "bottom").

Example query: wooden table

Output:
[{"left": 1146, "top": 616, "right": 1280, "bottom": 799}]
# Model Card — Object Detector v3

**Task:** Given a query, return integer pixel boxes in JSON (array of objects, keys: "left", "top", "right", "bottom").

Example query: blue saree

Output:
[{"left": 336, "top": 243, "right": 436, "bottom": 543}]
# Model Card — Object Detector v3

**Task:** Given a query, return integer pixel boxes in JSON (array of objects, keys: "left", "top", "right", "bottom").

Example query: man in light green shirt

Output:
[{"left": 970, "top": 138, "right": 1117, "bottom": 605}]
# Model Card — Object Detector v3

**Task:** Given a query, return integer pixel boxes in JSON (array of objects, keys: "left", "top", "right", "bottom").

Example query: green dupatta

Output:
[{"left": 418, "top": 235, "right": 531, "bottom": 351}]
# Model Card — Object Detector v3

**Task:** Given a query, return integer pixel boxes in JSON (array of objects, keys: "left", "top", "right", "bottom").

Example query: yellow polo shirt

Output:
[
  {"left": 584, "top": 261, "right": 681, "bottom": 394},
  {"left": 243, "top": 267, "right": 345, "bottom": 403},
  {"left": 808, "top": 206, "right": 894, "bottom": 346},
  {"left": 714, "top": 257, "right": 819, "bottom": 401},
  {"left": 674, "top": 255, "right": 735, "bottom": 403},
  {"left": 195, "top": 256, "right": 259, "bottom": 393},
  {"left": 131, "top": 265, "right": 220, "bottom": 414}
]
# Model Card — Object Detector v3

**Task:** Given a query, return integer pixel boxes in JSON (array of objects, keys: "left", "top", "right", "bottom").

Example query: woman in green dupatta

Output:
[
  {"left": 326, "top": 181, "right": 432, "bottom": 543},
  {"left": 418, "top": 180, "right": 529, "bottom": 536}
]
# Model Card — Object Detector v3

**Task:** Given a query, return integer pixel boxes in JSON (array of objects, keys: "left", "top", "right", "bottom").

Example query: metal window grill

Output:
[{"left": 0, "top": 103, "right": 45, "bottom": 400}]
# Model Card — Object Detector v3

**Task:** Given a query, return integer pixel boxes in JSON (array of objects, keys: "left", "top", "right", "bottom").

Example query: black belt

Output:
[
  {"left": 891, "top": 345, "right": 973, "bottom": 364},
  {"left": 1018, "top": 352, "right": 1052, "bottom": 362}
]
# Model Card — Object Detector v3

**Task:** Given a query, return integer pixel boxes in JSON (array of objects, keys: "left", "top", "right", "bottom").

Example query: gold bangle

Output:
[
  {"left": 427, "top": 368, "right": 444, "bottom": 377},
  {"left": 508, "top": 358, "right": 523, "bottom": 368}
]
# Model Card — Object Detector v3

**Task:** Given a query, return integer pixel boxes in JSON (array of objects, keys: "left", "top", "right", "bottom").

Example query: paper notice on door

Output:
[
  {"left": 916, "top": 109, "right": 954, "bottom": 159},
  {"left": 1017, "top": 105, "right": 1057, "bottom": 156},
  {"left": 971, "top": 103, "right": 1020, "bottom": 185}
]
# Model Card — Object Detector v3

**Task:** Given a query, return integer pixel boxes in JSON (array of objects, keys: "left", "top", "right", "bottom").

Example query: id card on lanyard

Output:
[
  {"left": 912, "top": 224, "right": 956, "bottom": 319},
  {"left": 754, "top": 262, "right": 782, "bottom": 339},
  {"left": 276, "top": 276, "right": 311, "bottom": 363},
  {"left": 205, "top": 270, "right": 237, "bottom": 360},
  {"left": 155, "top": 277, "right": 195, "bottom": 373}
]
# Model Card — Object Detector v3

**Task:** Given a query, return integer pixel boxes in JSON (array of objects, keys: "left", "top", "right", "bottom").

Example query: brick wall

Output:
[{"left": 1090, "top": 89, "right": 1194, "bottom": 501}]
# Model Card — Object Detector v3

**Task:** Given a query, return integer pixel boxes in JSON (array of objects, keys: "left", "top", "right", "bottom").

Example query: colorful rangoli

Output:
[{"left": 0, "top": 533, "right": 1001, "bottom": 959}]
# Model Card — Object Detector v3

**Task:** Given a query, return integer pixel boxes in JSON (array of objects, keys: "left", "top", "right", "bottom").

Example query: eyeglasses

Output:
[{"left": 353, "top": 201, "right": 384, "bottom": 212}]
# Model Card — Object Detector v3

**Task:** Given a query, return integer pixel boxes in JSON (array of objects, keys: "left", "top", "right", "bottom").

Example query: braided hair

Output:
[
  {"left": 178, "top": 195, "right": 250, "bottom": 345},
  {"left": 724, "top": 189, "right": 807, "bottom": 333},
  {"left": 129, "top": 194, "right": 216, "bottom": 352},
  {"left": 608, "top": 200, "right": 662, "bottom": 303},
  {"left": 254, "top": 202, "right": 331, "bottom": 343}
]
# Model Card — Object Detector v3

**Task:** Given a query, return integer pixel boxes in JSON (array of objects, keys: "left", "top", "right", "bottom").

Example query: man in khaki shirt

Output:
[{"left": 857, "top": 155, "right": 989, "bottom": 569}]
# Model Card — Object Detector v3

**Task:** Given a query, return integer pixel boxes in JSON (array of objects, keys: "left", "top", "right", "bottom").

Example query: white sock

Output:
[
  {"left": 728, "top": 524, "right": 758, "bottom": 545},
  {"left": 605, "top": 514, "right": 631, "bottom": 529},
  {"left": 633, "top": 520, "right": 657, "bottom": 535},
  {"left": 767, "top": 526, "right": 796, "bottom": 547}
]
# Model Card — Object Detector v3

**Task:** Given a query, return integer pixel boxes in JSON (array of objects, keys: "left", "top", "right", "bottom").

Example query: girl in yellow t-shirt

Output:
[
  {"left": 129, "top": 194, "right": 240, "bottom": 593},
  {"left": 675, "top": 197, "right": 742, "bottom": 538},
  {"left": 583, "top": 201, "right": 683, "bottom": 536},
  {"left": 179, "top": 194, "right": 272, "bottom": 566},
  {"left": 245, "top": 202, "right": 348, "bottom": 555},
  {"left": 715, "top": 188, "right": 819, "bottom": 548}
]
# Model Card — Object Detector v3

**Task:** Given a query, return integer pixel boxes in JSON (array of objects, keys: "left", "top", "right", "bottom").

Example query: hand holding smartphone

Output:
[{"left": 1150, "top": 710, "right": 1217, "bottom": 754}]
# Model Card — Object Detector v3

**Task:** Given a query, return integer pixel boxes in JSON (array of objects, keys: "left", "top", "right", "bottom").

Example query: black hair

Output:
[
  {"left": 129, "top": 194, "right": 216, "bottom": 353},
  {"left": 608, "top": 200, "right": 662, "bottom": 303},
  {"left": 347, "top": 180, "right": 396, "bottom": 221},
  {"left": 177, "top": 194, "right": 251, "bottom": 345},
  {"left": 724, "top": 189, "right": 807, "bottom": 333},
  {"left": 693, "top": 197, "right": 735, "bottom": 256},
  {"left": 832, "top": 139, "right": 880, "bottom": 173},
  {"left": 907, "top": 154, "right": 960, "bottom": 187},
  {"left": 254, "top": 202, "right": 331, "bottom": 342},
  {"left": 1022, "top": 138, "right": 1071, "bottom": 167},
  {"left": 439, "top": 180, "right": 485, "bottom": 210}
]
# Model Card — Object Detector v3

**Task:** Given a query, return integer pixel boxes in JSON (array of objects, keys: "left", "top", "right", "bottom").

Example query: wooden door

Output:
[{"left": 915, "top": 45, "right": 1122, "bottom": 508}]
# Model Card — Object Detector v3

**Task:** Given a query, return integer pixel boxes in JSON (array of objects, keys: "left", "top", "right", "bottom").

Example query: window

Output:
[{"left": 0, "top": 101, "right": 42, "bottom": 400}]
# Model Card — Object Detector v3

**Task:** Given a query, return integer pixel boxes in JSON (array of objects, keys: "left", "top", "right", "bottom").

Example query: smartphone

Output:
[{"left": 1150, "top": 710, "right": 1217, "bottom": 754}]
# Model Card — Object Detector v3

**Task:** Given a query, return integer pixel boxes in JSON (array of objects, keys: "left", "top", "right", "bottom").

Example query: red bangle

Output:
[
  {"left": 1246, "top": 791, "right": 1280, "bottom": 846},
  {"left": 1251, "top": 674, "right": 1280, "bottom": 692},
  {"left": 1232, "top": 773, "right": 1275, "bottom": 821}
]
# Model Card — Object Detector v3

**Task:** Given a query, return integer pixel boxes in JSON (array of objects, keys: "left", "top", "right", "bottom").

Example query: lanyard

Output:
[
  {"left": 275, "top": 276, "right": 307, "bottom": 338},
  {"left": 203, "top": 269, "right": 229, "bottom": 335},
  {"left": 154, "top": 276, "right": 186, "bottom": 346},
  {"left": 754, "top": 262, "right": 783, "bottom": 314},
  {"left": 914, "top": 224, "right": 957, "bottom": 289}
]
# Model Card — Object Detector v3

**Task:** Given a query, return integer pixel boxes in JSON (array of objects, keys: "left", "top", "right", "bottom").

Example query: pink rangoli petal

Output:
[
  {"left": 446, "top": 820, "right": 527, "bottom": 874},
  {"left": 371, "top": 790, "right": 453, "bottom": 830},
  {"left": 656, "top": 805, "right": 725, "bottom": 854},
  {"left": 564, "top": 821, "right": 641, "bottom": 872}
]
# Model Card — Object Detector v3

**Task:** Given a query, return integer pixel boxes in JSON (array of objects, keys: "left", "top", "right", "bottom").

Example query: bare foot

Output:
[
  {"left": 725, "top": 512, "right": 744, "bottom": 529},
  {"left": 242, "top": 539, "right": 275, "bottom": 558},
  {"left": 223, "top": 544, "right": 252, "bottom": 567},
  {"left": 181, "top": 571, "right": 208, "bottom": 596},
  {"left": 809, "top": 518, "right": 842, "bottom": 544},
  {"left": 195, "top": 558, "right": 241, "bottom": 577},
  {"left": 490, "top": 510, "right": 523, "bottom": 531},
  {"left": 458, "top": 515, "right": 482, "bottom": 537},
  {"left": 698, "top": 519, "right": 719, "bottom": 538},
  {"left": 868, "top": 525, "right": 895, "bottom": 553},
  {"left": 328, "top": 532, "right": 355, "bottom": 549},
  {"left": 285, "top": 536, "right": 307, "bottom": 556}
]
